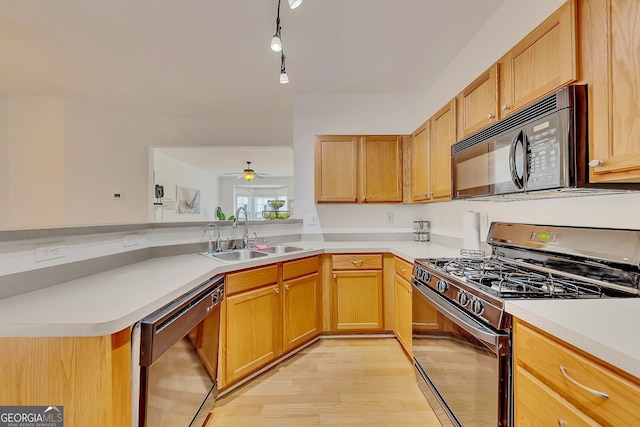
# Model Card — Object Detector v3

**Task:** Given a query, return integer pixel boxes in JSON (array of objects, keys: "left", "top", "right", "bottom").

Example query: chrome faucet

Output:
[
  {"left": 232, "top": 206, "right": 257, "bottom": 248},
  {"left": 204, "top": 223, "right": 221, "bottom": 253}
]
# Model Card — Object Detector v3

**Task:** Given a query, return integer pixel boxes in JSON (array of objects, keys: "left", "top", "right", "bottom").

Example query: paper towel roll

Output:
[{"left": 462, "top": 211, "right": 481, "bottom": 251}]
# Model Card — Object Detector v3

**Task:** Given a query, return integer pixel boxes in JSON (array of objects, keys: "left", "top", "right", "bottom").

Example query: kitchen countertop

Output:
[
  {"left": 506, "top": 299, "right": 640, "bottom": 379},
  {"left": 0, "top": 240, "right": 459, "bottom": 338},
  {"left": 1, "top": 239, "right": 638, "bottom": 381}
]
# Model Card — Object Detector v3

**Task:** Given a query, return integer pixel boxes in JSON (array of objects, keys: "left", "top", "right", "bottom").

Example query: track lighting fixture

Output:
[
  {"left": 280, "top": 53, "right": 289, "bottom": 84},
  {"left": 270, "top": 0, "right": 301, "bottom": 83}
]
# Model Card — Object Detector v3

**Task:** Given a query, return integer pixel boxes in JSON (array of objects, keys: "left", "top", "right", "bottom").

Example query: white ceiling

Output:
[{"left": 0, "top": 0, "right": 505, "bottom": 172}]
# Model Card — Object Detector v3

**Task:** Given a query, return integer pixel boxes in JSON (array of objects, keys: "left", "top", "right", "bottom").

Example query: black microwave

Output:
[{"left": 451, "top": 85, "right": 637, "bottom": 200}]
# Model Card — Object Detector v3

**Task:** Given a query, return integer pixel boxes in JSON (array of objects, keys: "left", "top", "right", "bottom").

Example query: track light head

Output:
[{"left": 288, "top": 0, "right": 302, "bottom": 9}]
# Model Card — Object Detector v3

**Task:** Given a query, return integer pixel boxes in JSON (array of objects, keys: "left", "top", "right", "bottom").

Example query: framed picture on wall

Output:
[{"left": 176, "top": 185, "right": 201, "bottom": 214}]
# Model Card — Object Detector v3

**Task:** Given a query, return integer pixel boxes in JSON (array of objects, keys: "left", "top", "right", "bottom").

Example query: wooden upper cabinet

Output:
[
  {"left": 579, "top": 0, "right": 640, "bottom": 183},
  {"left": 429, "top": 99, "right": 457, "bottom": 201},
  {"left": 457, "top": 64, "right": 499, "bottom": 137},
  {"left": 314, "top": 136, "right": 359, "bottom": 203},
  {"left": 410, "top": 121, "right": 430, "bottom": 202},
  {"left": 314, "top": 135, "right": 403, "bottom": 203},
  {"left": 499, "top": 0, "right": 577, "bottom": 117},
  {"left": 359, "top": 136, "right": 403, "bottom": 203}
]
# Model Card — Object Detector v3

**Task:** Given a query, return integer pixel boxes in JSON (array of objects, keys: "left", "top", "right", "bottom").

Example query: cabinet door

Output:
[
  {"left": 457, "top": 64, "right": 499, "bottom": 137},
  {"left": 360, "top": 136, "right": 403, "bottom": 202},
  {"left": 283, "top": 273, "right": 321, "bottom": 352},
  {"left": 332, "top": 270, "right": 383, "bottom": 331},
  {"left": 581, "top": 0, "right": 640, "bottom": 182},
  {"left": 225, "top": 284, "right": 280, "bottom": 383},
  {"left": 410, "top": 122, "right": 430, "bottom": 202},
  {"left": 314, "top": 136, "right": 358, "bottom": 203},
  {"left": 499, "top": 0, "right": 576, "bottom": 117},
  {"left": 412, "top": 286, "right": 440, "bottom": 331},
  {"left": 429, "top": 99, "right": 456, "bottom": 201},
  {"left": 195, "top": 308, "right": 221, "bottom": 382},
  {"left": 394, "top": 275, "right": 412, "bottom": 355}
]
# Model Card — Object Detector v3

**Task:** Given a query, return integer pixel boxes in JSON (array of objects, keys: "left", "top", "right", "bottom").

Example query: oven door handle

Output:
[{"left": 414, "top": 282, "right": 501, "bottom": 347}]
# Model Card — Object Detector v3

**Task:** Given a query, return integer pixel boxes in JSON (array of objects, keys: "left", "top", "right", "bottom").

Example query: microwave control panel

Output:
[{"left": 526, "top": 116, "right": 566, "bottom": 190}]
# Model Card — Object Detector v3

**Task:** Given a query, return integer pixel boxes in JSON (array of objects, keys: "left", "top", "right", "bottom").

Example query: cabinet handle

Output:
[
  {"left": 351, "top": 260, "right": 364, "bottom": 267},
  {"left": 274, "top": 286, "right": 280, "bottom": 294},
  {"left": 400, "top": 267, "right": 407, "bottom": 273},
  {"left": 501, "top": 104, "right": 510, "bottom": 111},
  {"left": 487, "top": 113, "right": 495, "bottom": 119},
  {"left": 559, "top": 365, "right": 609, "bottom": 399},
  {"left": 408, "top": 289, "right": 412, "bottom": 294},
  {"left": 589, "top": 159, "right": 604, "bottom": 168},
  {"left": 557, "top": 420, "right": 567, "bottom": 427},
  {"left": 333, "top": 273, "right": 337, "bottom": 279},
  {"left": 363, "top": 196, "right": 367, "bottom": 202},
  {"left": 285, "top": 284, "right": 290, "bottom": 290}
]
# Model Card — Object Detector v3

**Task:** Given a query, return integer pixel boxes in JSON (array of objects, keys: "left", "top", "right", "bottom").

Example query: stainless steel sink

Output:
[
  {"left": 205, "top": 249, "right": 269, "bottom": 262},
  {"left": 257, "top": 245, "right": 304, "bottom": 254}
]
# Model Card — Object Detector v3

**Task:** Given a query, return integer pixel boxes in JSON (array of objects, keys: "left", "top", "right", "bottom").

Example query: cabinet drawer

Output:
[
  {"left": 283, "top": 256, "right": 319, "bottom": 281},
  {"left": 394, "top": 257, "right": 413, "bottom": 282},
  {"left": 226, "top": 265, "right": 278, "bottom": 295},
  {"left": 332, "top": 254, "right": 382, "bottom": 270},
  {"left": 514, "top": 320, "right": 640, "bottom": 426},
  {"left": 515, "top": 366, "right": 599, "bottom": 426}
]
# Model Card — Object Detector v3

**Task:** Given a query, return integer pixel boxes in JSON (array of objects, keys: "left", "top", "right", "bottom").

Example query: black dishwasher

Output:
[{"left": 131, "top": 275, "right": 224, "bottom": 427}]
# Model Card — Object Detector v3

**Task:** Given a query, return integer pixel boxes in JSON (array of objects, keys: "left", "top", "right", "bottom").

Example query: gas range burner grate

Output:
[{"left": 424, "top": 257, "right": 603, "bottom": 299}]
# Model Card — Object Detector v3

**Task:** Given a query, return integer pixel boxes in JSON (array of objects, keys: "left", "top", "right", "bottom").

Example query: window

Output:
[{"left": 233, "top": 185, "right": 288, "bottom": 220}]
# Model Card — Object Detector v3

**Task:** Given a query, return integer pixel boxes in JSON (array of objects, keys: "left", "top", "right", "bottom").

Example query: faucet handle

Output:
[{"left": 248, "top": 232, "right": 258, "bottom": 247}]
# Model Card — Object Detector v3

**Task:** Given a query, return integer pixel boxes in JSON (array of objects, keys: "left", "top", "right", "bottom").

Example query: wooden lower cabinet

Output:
[
  {"left": 220, "top": 257, "right": 321, "bottom": 389},
  {"left": 514, "top": 318, "right": 640, "bottom": 426},
  {"left": 283, "top": 272, "right": 321, "bottom": 352},
  {"left": 332, "top": 270, "right": 383, "bottom": 331},
  {"left": 0, "top": 328, "right": 131, "bottom": 427},
  {"left": 224, "top": 283, "right": 280, "bottom": 385},
  {"left": 393, "top": 274, "right": 412, "bottom": 354}
]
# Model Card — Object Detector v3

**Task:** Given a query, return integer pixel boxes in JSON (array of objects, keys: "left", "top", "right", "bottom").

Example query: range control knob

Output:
[
  {"left": 436, "top": 280, "right": 449, "bottom": 293},
  {"left": 419, "top": 269, "right": 431, "bottom": 282},
  {"left": 471, "top": 299, "right": 485, "bottom": 315},
  {"left": 457, "top": 291, "right": 470, "bottom": 307}
]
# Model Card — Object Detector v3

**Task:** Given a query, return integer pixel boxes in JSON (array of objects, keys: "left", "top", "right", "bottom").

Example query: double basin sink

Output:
[{"left": 202, "top": 245, "right": 305, "bottom": 263}]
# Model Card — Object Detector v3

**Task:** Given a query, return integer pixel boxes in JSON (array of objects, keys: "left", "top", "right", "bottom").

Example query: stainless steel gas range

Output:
[{"left": 411, "top": 222, "right": 640, "bottom": 427}]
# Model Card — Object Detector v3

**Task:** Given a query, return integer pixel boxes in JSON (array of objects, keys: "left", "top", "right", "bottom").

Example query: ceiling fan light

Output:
[
  {"left": 243, "top": 170, "right": 256, "bottom": 181},
  {"left": 280, "top": 71, "right": 289, "bottom": 84},
  {"left": 270, "top": 35, "right": 282, "bottom": 52},
  {"left": 288, "top": 0, "right": 302, "bottom": 9}
]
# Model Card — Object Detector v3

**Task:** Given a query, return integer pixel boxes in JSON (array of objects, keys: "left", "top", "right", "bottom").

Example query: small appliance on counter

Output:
[{"left": 413, "top": 220, "right": 430, "bottom": 241}]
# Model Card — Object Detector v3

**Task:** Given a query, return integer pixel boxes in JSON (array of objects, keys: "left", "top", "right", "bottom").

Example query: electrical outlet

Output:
[
  {"left": 35, "top": 243, "right": 66, "bottom": 262},
  {"left": 304, "top": 215, "right": 318, "bottom": 226},
  {"left": 386, "top": 212, "right": 394, "bottom": 224},
  {"left": 122, "top": 233, "right": 140, "bottom": 247}
]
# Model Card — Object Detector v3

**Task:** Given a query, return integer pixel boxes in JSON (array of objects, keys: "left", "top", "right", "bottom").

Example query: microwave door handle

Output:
[{"left": 509, "top": 131, "right": 525, "bottom": 189}]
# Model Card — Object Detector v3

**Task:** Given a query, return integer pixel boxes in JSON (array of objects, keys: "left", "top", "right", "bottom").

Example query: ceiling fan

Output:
[{"left": 224, "top": 161, "right": 271, "bottom": 181}]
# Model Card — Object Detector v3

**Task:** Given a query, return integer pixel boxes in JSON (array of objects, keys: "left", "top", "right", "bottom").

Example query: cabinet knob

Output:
[
  {"left": 487, "top": 113, "right": 495, "bottom": 119},
  {"left": 501, "top": 104, "right": 510, "bottom": 111},
  {"left": 589, "top": 159, "right": 604, "bottom": 168},
  {"left": 274, "top": 287, "right": 280, "bottom": 294},
  {"left": 333, "top": 273, "right": 337, "bottom": 279},
  {"left": 285, "top": 284, "right": 290, "bottom": 290},
  {"left": 400, "top": 267, "right": 406, "bottom": 273},
  {"left": 408, "top": 289, "right": 412, "bottom": 294},
  {"left": 363, "top": 196, "right": 367, "bottom": 202}
]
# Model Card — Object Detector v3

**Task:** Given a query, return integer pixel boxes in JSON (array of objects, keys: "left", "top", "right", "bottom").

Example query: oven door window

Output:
[{"left": 413, "top": 286, "right": 506, "bottom": 426}]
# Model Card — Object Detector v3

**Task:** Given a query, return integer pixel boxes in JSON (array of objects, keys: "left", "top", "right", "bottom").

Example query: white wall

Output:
[
  {"left": 6, "top": 96, "right": 66, "bottom": 228},
  {"left": 0, "top": 94, "right": 8, "bottom": 227},
  {"left": 64, "top": 98, "right": 147, "bottom": 225},
  {"left": 153, "top": 151, "right": 219, "bottom": 222}
]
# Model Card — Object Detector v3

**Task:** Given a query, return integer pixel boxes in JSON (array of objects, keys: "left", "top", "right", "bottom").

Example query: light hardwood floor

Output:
[{"left": 206, "top": 338, "right": 442, "bottom": 426}]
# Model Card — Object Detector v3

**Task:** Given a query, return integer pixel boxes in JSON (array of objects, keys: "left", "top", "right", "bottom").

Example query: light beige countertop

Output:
[
  {"left": 1, "top": 239, "right": 638, "bottom": 381},
  {"left": 0, "top": 240, "right": 459, "bottom": 337},
  {"left": 505, "top": 299, "right": 640, "bottom": 379}
]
